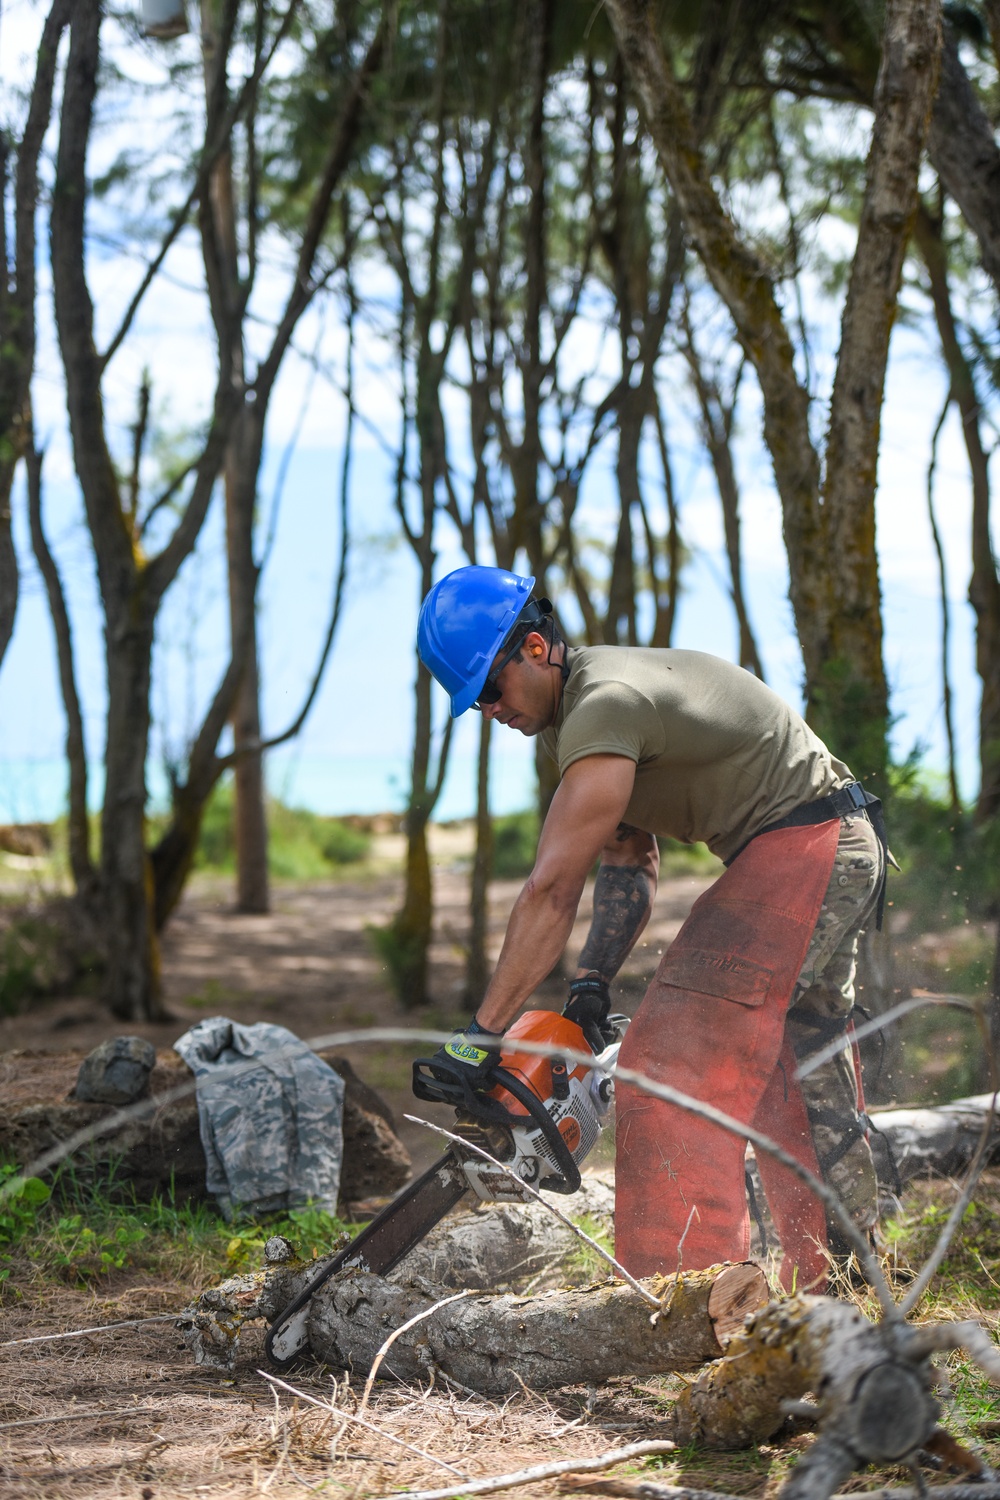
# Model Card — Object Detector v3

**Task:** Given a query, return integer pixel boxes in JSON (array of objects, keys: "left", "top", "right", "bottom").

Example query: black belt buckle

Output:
[{"left": 846, "top": 782, "right": 867, "bottom": 811}]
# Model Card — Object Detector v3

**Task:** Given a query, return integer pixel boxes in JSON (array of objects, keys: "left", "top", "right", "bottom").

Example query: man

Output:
[{"left": 416, "top": 564, "right": 885, "bottom": 1286}]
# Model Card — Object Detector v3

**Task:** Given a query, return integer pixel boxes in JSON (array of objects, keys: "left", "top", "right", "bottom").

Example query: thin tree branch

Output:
[
  {"left": 926, "top": 388, "right": 961, "bottom": 812},
  {"left": 99, "top": 0, "right": 303, "bottom": 371},
  {"left": 389, "top": 1440, "right": 678, "bottom": 1500},
  {"left": 254, "top": 16, "right": 388, "bottom": 405},
  {"left": 25, "top": 435, "right": 95, "bottom": 897}
]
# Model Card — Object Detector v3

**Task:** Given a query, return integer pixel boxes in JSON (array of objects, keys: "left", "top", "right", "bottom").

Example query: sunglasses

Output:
[{"left": 473, "top": 636, "right": 526, "bottom": 710}]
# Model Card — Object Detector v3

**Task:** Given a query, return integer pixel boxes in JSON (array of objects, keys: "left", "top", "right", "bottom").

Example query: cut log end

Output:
[{"left": 707, "top": 1262, "right": 771, "bottom": 1348}]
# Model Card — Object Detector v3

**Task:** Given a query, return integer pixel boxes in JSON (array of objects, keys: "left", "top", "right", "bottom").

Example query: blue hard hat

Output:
[{"left": 418, "top": 565, "right": 536, "bottom": 716}]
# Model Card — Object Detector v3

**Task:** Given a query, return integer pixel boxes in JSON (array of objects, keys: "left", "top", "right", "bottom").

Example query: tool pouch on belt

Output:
[{"left": 615, "top": 819, "right": 841, "bottom": 1288}]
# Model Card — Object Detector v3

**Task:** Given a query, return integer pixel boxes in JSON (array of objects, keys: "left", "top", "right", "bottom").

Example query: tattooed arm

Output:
[{"left": 575, "top": 822, "right": 659, "bottom": 982}]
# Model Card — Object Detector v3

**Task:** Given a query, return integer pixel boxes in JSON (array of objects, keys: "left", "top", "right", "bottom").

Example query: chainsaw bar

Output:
[{"left": 264, "top": 1151, "right": 470, "bottom": 1369}]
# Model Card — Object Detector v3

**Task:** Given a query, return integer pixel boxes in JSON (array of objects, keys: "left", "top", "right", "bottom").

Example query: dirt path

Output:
[
  {"left": 0, "top": 860, "right": 726, "bottom": 1496},
  {"left": 2, "top": 859, "right": 997, "bottom": 1495}
]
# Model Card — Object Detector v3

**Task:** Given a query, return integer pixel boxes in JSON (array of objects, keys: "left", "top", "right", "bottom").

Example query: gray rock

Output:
[{"left": 74, "top": 1036, "right": 156, "bottom": 1105}]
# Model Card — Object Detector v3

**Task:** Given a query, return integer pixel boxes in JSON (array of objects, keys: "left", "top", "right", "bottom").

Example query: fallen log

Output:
[
  {"left": 181, "top": 1186, "right": 618, "bottom": 1371},
  {"left": 0, "top": 1047, "right": 411, "bottom": 1205},
  {"left": 307, "top": 1261, "right": 769, "bottom": 1394},
  {"left": 660, "top": 1292, "right": 999, "bottom": 1487},
  {"left": 567, "top": 1487, "right": 1000, "bottom": 1500},
  {"left": 869, "top": 1093, "right": 1000, "bottom": 1186}
]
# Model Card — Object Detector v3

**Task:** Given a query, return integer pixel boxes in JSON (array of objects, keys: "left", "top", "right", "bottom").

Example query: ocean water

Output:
[{"left": 0, "top": 745, "right": 538, "bottom": 825}]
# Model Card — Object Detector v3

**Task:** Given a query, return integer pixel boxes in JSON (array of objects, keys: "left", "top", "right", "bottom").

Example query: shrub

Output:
[
  {"left": 886, "top": 767, "right": 1000, "bottom": 929},
  {"left": 192, "top": 780, "right": 371, "bottom": 878},
  {"left": 492, "top": 810, "right": 539, "bottom": 878},
  {"left": 0, "top": 915, "right": 69, "bottom": 1015},
  {"left": 319, "top": 819, "right": 370, "bottom": 866}
]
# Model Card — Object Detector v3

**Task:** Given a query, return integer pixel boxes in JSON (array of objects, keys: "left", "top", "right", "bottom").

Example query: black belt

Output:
[{"left": 726, "top": 780, "right": 889, "bottom": 929}]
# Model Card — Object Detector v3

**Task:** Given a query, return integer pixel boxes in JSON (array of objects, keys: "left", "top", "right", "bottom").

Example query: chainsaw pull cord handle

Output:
[{"left": 411, "top": 1056, "right": 582, "bottom": 1194}]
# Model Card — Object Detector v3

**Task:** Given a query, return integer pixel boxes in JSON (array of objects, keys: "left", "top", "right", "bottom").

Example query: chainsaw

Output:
[{"left": 264, "top": 1009, "right": 622, "bottom": 1369}]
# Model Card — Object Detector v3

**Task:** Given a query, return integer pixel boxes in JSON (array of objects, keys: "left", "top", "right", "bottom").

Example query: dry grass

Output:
[{"left": 0, "top": 1281, "right": 697, "bottom": 1499}]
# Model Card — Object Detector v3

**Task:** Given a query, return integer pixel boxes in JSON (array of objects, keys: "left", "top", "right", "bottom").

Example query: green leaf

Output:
[{"left": 17, "top": 1177, "right": 51, "bottom": 1206}]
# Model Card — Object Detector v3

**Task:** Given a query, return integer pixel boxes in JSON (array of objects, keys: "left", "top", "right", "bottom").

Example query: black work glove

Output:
[
  {"left": 427, "top": 1017, "right": 504, "bottom": 1088},
  {"left": 563, "top": 973, "right": 614, "bottom": 1053}
]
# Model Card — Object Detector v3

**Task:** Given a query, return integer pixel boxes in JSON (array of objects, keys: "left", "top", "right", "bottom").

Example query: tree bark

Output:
[
  {"left": 307, "top": 1261, "right": 768, "bottom": 1394},
  {"left": 820, "top": 0, "right": 941, "bottom": 788},
  {"left": 0, "top": 0, "right": 73, "bottom": 669},
  {"left": 927, "top": 24, "right": 1000, "bottom": 302},
  {"left": 225, "top": 413, "right": 270, "bottom": 913},
  {"left": 602, "top": 0, "right": 826, "bottom": 695},
  {"left": 199, "top": 0, "right": 270, "bottom": 915}
]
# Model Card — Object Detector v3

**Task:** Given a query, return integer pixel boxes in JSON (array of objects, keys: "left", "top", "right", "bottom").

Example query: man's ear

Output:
[{"left": 522, "top": 629, "right": 547, "bottom": 660}]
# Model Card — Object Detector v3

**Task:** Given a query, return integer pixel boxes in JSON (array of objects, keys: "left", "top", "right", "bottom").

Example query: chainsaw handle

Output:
[
  {"left": 411, "top": 1056, "right": 581, "bottom": 1194},
  {"left": 412, "top": 1057, "right": 499, "bottom": 1113}
]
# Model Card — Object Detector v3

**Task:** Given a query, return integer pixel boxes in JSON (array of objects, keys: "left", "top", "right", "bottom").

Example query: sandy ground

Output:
[
  {"left": 0, "top": 851, "right": 725, "bottom": 1498},
  {"left": 2, "top": 845, "right": 992, "bottom": 1498},
  {"left": 0, "top": 1271, "right": 785, "bottom": 1500}
]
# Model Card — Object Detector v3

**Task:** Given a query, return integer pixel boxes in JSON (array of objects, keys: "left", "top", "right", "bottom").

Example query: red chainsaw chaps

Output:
[{"left": 615, "top": 819, "right": 840, "bottom": 1291}]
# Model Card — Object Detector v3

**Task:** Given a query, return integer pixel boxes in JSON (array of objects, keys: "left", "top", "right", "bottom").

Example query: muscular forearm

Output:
[
  {"left": 476, "top": 874, "right": 584, "bottom": 1032},
  {"left": 576, "top": 862, "right": 655, "bottom": 981}
]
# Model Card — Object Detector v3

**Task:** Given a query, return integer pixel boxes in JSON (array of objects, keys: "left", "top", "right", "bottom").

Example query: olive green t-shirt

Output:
[{"left": 540, "top": 647, "right": 853, "bottom": 864}]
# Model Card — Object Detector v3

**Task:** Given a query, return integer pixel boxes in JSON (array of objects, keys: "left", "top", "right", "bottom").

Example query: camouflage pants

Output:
[{"left": 784, "top": 813, "right": 883, "bottom": 1241}]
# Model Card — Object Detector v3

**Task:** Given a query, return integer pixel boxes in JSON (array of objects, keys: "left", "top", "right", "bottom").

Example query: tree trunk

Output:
[
  {"left": 819, "top": 0, "right": 941, "bottom": 788},
  {"left": 602, "top": 0, "right": 826, "bottom": 695},
  {"left": 0, "top": 466, "right": 17, "bottom": 671},
  {"left": 308, "top": 1261, "right": 768, "bottom": 1394},
  {"left": 645, "top": 1293, "right": 944, "bottom": 1468},
  {"left": 199, "top": 0, "right": 270, "bottom": 916},
  {"left": 393, "top": 791, "right": 435, "bottom": 1008},
  {"left": 388, "top": 1189, "right": 613, "bottom": 1292},
  {"left": 392, "top": 583, "right": 452, "bottom": 1006},
  {"left": 0, "top": 0, "right": 73, "bottom": 669},
  {"left": 101, "top": 613, "right": 167, "bottom": 1020},
  {"left": 226, "top": 411, "right": 269, "bottom": 913},
  {"left": 465, "top": 714, "right": 493, "bottom": 1009},
  {"left": 927, "top": 24, "right": 1000, "bottom": 302},
  {"left": 648, "top": 402, "right": 681, "bottom": 647},
  {"left": 608, "top": 402, "right": 643, "bottom": 646},
  {"left": 925, "top": 392, "right": 962, "bottom": 814},
  {"left": 508, "top": 0, "right": 553, "bottom": 582}
]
